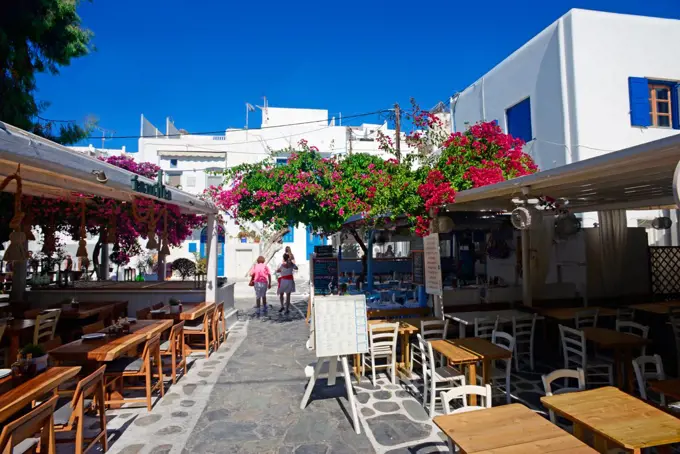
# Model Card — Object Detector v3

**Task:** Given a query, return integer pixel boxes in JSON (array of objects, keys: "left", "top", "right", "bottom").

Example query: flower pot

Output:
[
  {"left": 240, "top": 238, "right": 247, "bottom": 243},
  {"left": 143, "top": 274, "right": 158, "bottom": 281},
  {"left": 27, "top": 355, "right": 48, "bottom": 373}
]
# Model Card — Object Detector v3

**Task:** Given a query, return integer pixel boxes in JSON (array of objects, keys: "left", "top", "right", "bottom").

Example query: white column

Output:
[{"left": 205, "top": 213, "right": 218, "bottom": 303}]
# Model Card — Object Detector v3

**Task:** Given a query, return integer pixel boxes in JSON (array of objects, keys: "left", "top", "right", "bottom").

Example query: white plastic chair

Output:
[
  {"left": 574, "top": 308, "right": 599, "bottom": 329},
  {"left": 411, "top": 319, "right": 450, "bottom": 377},
  {"left": 616, "top": 307, "right": 635, "bottom": 322},
  {"left": 541, "top": 368, "right": 586, "bottom": 424},
  {"left": 632, "top": 354, "right": 668, "bottom": 405},
  {"left": 363, "top": 323, "right": 399, "bottom": 386},
  {"left": 512, "top": 314, "right": 537, "bottom": 371},
  {"left": 485, "top": 330, "right": 515, "bottom": 404},
  {"left": 616, "top": 320, "right": 649, "bottom": 356},
  {"left": 440, "top": 384, "right": 492, "bottom": 414},
  {"left": 474, "top": 315, "right": 499, "bottom": 340},
  {"left": 418, "top": 334, "right": 465, "bottom": 417},
  {"left": 559, "top": 324, "right": 613, "bottom": 386}
]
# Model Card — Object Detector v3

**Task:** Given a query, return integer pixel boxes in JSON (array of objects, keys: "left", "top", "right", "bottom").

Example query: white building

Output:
[
  {"left": 135, "top": 105, "right": 414, "bottom": 279},
  {"left": 451, "top": 8, "right": 680, "bottom": 243}
]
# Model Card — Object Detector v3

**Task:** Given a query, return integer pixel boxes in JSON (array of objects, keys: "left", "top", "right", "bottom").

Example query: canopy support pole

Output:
[{"left": 206, "top": 213, "right": 218, "bottom": 303}]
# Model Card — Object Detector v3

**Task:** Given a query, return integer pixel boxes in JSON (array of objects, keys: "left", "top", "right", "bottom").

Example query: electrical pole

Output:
[{"left": 394, "top": 103, "right": 401, "bottom": 162}]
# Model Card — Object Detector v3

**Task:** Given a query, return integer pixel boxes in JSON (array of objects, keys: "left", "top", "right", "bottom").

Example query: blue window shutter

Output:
[
  {"left": 188, "top": 242, "right": 197, "bottom": 253},
  {"left": 672, "top": 84, "right": 680, "bottom": 130},
  {"left": 506, "top": 98, "right": 532, "bottom": 143},
  {"left": 628, "top": 77, "right": 651, "bottom": 127}
]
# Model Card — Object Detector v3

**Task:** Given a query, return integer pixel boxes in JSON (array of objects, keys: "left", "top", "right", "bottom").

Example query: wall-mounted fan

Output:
[
  {"left": 652, "top": 216, "right": 673, "bottom": 230},
  {"left": 555, "top": 212, "right": 581, "bottom": 239},
  {"left": 510, "top": 207, "right": 532, "bottom": 230}
]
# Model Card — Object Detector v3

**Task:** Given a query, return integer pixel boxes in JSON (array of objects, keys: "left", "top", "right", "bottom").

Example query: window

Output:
[
  {"left": 283, "top": 225, "right": 294, "bottom": 243},
  {"left": 205, "top": 167, "right": 222, "bottom": 189},
  {"left": 167, "top": 173, "right": 181, "bottom": 187},
  {"left": 275, "top": 158, "right": 288, "bottom": 166},
  {"left": 650, "top": 84, "right": 672, "bottom": 128},
  {"left": 506, "top": 98, "right": 533, "bottom": 143},
  {"left": 629, "top": 77, "right": 679, "bottom": 129},
  {"left": 170, "top": 159, "right": 178, "bottom": 168},
  {"left": 188, "top": 243, "right": 197, "bottom": 253}
]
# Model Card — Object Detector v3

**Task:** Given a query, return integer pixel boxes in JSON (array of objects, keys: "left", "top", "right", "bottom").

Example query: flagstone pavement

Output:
[{"left": 89, "top": 284, "right": 551, "bottom": 454}]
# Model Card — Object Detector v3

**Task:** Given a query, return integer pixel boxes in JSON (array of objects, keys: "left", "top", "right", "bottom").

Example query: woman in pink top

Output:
[{"left": 250, "top": 256, "right": 272, "bottom": 316}]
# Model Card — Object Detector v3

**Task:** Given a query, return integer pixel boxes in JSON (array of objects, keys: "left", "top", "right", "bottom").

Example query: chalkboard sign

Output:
[
  {"left": 313, "top": 257, "right": 338, "bottom": 295},
  {"left": 314, "top": 245, "right": 334, "bottom": 258},
  {"left": 412, "top": 250, "right": 424, "bottom": 285}
]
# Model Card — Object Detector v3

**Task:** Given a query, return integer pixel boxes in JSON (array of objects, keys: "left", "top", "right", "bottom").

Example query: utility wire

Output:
[{"left": 86, "top": 109, "right": 391, "bottom": 140}]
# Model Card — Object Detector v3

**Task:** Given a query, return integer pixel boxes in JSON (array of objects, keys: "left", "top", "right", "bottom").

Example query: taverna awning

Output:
[
  {"left": 445, "top": 134, "right": 680, "bottom": 213},
  {"left": 0, "top": 122, "right": 218, "bottom": 215}
]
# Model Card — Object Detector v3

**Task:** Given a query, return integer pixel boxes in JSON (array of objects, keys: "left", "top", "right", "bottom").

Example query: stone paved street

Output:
[{"left": 96, "top": 283, "right": 553, "bottom": 453}]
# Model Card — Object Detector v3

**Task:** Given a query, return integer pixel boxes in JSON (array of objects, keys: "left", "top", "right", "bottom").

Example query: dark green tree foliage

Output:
[{"left": 0, "top": 0, "right": 94, "bottom": 144}]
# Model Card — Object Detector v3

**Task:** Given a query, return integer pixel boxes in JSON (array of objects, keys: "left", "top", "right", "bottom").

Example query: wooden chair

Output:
[
  {"left": 161, "top": 322, "right": 186, "bottom": 384},
  {"left": 512, "top": 314, "right": 537, "bottom": 371},
  {"left": 473, "top": 316, "right": 499, "bottom": 340},
  {"left": 411, "top": 319, "right": 449, "bottom": 377},
  {"left": 487, "top": 330, "right": 515, "bottom": 404},
  {"left": 33, "top": 309, "right": 61, "bottom": 344},
  {"left": 0, "top": 395, "right": 58, "bottom": 454},
  {"left": 54, "top": 365, "right": 108, "bottom": 454},
  {"left": 616, "top": 320, "right": 649, "bottom": 356},
  {"left": 541, "top": 368, "right": 586, "bottom": 424},
  {"left": 559, "top": 324, "right": 613, "bottom": 387},
  {"left": 185, "top": 312, "right": 213, "bottom": 359},
  {"left": 151, "top": 303, "right": 164, "bottom": 310},
  {"left": 82, "top": 321, "right": 105, "bottom": 336},
  {"left": 632, "top": 355, "right": 669, "bottom": 406},
  {"left": 418, "top": 334, "right": 465, "bottom": 417},
  {"left": 574, "top": 308, "right": 599, "bottom": 329},
  {"left": 105, "top": 334, "right": 164, "bottom": 411},
  {"left": 136, "top": 307, "right": 151, "bottom": 320},
  {"left": 362, "top": 323, "right": 399, "bottom": 387},
  {"left": 616, "top": 307, "right": 635, "bottom": 322},
  {"left": 213, "top": 302, "right": 226, "bottom": 346}
]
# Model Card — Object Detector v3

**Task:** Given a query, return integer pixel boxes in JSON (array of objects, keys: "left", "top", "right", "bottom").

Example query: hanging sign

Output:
[
  {"left": 423, "top": 233, "right": 442, "bottom": 296},
  {"left": 313, "top": 257, "right": 338, "bottom": 295},
  {"left": 131, "top": 170, "right": 172, "bottom": 201}
]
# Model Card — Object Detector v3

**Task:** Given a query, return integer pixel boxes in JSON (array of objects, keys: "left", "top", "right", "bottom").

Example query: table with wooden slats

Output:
[
  {"left": 541, "top": 387, "right": 680, "bottom": 453},
  {"left": 48, "top": 319, "right": 172, "bottom": 363},
  {"left": 432, "top": 337, "right": 512, "bottom": 386},
  {"left": 629, "top": 301, "right": 680, "bottom": 315},
  {"left": 3, "top": 318, "right": 36, "bottom": 363},
  {"left": 0, "top": 366, "right": 81, "bottom": 423},
  {"left": 433, "top": 404, "right": 597, "bottom": 454}
]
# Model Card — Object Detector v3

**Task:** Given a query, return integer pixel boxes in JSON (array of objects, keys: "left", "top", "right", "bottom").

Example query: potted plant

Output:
[
  {"left": 169, "top": 297, "right": 181, "bottom": 314},
  {"left": 21, "top": 344, "right": 48, "bottom": 372},
  {"left": 254, "top": 235, "right": 261, "bottom": 244},
  {"left": 237, "top": 228, "right": 248, "bottom": 243}
]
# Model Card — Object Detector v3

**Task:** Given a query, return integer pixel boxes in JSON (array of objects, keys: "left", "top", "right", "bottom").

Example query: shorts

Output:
[
  {"left": 254, "top": 282, "right": 268, "bottom": 298},
  {"left": 277, "top": 279, "right": 295, "bottom": 295}
]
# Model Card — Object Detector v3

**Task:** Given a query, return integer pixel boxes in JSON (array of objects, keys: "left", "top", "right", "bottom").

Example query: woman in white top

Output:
[{"left": 277, "top": 253, "right": 298, "bottom": 314}]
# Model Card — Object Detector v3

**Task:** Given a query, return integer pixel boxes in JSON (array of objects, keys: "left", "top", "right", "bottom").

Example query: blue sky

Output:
[{"left": 36, "top": 0, "right": 680, "bottom": 152}]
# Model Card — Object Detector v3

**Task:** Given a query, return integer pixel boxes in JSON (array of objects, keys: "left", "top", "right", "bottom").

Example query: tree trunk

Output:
[
  {"left": 92, "top": 234, "right": 103, "bottom": 280},
  {"left": 244, "top": 227, "right": 290, "bottom": 278}
]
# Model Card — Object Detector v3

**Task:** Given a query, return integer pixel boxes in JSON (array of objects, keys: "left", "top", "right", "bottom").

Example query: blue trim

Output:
[
  {"left": 366, "top": 230, "right": 374, "bottom": 292},
  {"left": 188, "top": 243, "right": 197, "bottom": 253},
  {"left": 506, "top": 98, "right": 532, "bottom": 143},
  {"left": 628, "top": 77, "right": 651, "bottom": 127},
  {"left": 672, "top": 84, "right": 680, "bottom": 130},
  {"left": 282, "top": 225, "right": 295, "bottom": 243},
  {"left": 275, "top": 158, "right": 288, "bottom": 166}
]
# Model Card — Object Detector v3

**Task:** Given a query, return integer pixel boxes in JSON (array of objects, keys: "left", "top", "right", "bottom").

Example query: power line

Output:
[{"left": 87, "top": 109, "right": 391, "bottom": 140}]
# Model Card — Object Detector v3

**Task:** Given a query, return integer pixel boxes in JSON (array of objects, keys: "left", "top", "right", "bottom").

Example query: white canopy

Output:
[
  {"left": 445, "top": 134, "right": 680, "bottom": 213},
  {"left": 0, "top": 122, "right": 218, "bottom": 215}
]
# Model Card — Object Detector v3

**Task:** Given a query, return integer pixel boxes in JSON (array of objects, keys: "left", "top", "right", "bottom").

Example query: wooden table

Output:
[
  {"left": 541, "top": 387, "right": 680, "bottom": 454},
  {"left": 48, "top": 319, "right": 172, "bottom": 363},
  {"left": 649, "top": 378, "right": 680, "bottom": 401},
  {"left": 582, "top": 327, "right": 649, "bottom": 392},
  {"left": 151, "top": 301, "right": 215, "bottom": 321},
  {"left": 3, "top": 318, "right": 36, "bottom": 363},
  {"left": 430, "top": 337, "right": 511, "bottom": 405},
  {"left": 433, "top": 404, "right": 597, "bottom": 453},
  {"left": 24, "top": 301, "right": 128, "bottom": 320},
  {"left": 629, "top": 301, "right": 680, "bottom": 315},
  {"left": 0, "top": 366, "right": 81, "bottom": 423},
  {"left": 534, "top": 306, "right": 617, "bottom": 320}
]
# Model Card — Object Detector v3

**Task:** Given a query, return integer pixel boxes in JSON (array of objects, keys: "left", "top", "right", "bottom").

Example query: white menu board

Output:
[
  {"left": 423, "top": 233, "right": 442, "bottom": 296},
  {"left": 313, "top": 295, "right": 368, "bottom": 358}
]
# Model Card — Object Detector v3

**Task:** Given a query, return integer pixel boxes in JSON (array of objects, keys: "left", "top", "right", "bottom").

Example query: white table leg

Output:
[
  {"left": 300, "top": 358, "right": 325, "bottom": 409},
  {"left": 328, "top": 356, "right": 338, "bottom": 386},
  {"left": 341, "top": 356, "right": 361, "bottom": 434}
]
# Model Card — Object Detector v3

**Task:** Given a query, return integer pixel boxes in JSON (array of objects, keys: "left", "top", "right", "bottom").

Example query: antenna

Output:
[{"left": 96, "top": 126, "right": 117, "bottom": 150}]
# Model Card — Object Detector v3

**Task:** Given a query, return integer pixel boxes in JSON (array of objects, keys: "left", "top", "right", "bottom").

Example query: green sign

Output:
[{"left": 131, "top": 170, "right": 172, "bottom": 201}]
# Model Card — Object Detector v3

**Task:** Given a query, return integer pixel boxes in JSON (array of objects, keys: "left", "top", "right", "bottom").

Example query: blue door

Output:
[
  {"left": 200, "top": 227, "right": 225, "bottom": 277},
  {"left": 306, "top": 225, "right": 326, "bottom": 259}
]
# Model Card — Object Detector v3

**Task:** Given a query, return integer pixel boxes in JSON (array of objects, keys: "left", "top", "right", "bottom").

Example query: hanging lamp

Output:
[
  {"left": 1, "top": 166, "right": 28, "bottom": 262},
  {"left": 159, "top": 208, "right": 170, "bottom": 255}
]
